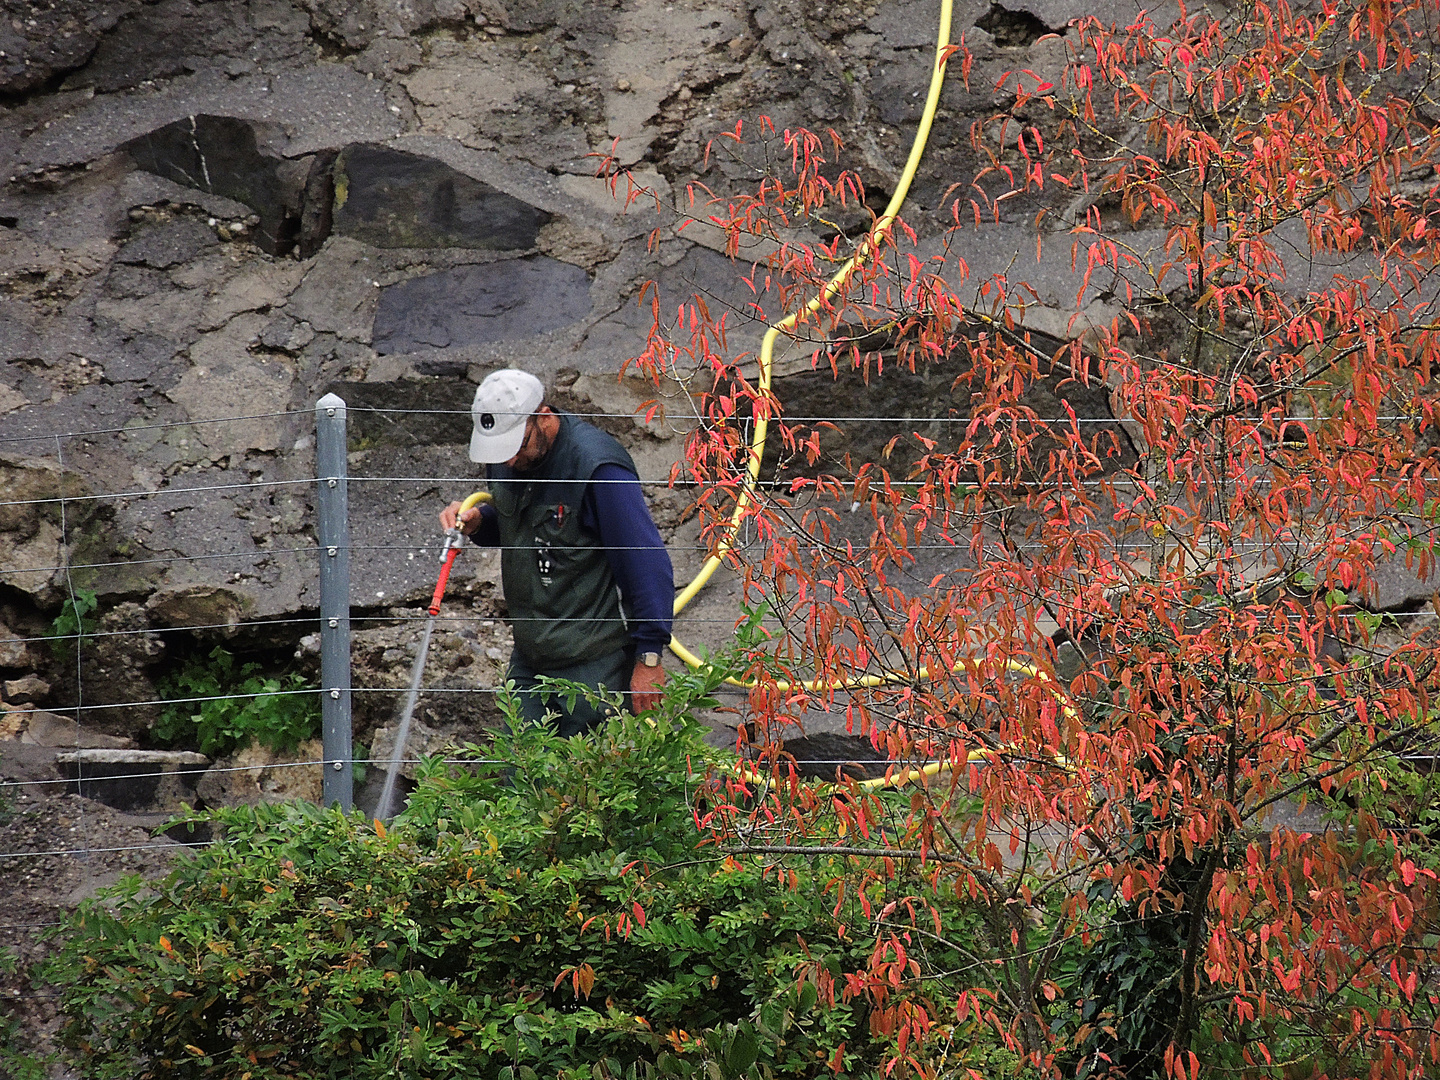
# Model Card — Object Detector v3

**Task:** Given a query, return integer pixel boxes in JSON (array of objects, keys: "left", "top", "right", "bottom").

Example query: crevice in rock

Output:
[
  {"left": 11, "top": 163, "right": 90, "bottom": 193},
  {"left": 647, "top": 69, "right": 753, "bottom": 172},
  {"left": 306, "top": 27, "right": 365, "bottom": 61},
  {"left": 976, "top": 4, "right": 1055, "bottom": 48},
  {"left": 0, "top": 57, "right": 98, "bottom": 108},
  {"left": 298, "top": 150, "right": 338, "bottom": 259},
  {"left": 810, "top": 180, "right": 896, "bottom": 246}
]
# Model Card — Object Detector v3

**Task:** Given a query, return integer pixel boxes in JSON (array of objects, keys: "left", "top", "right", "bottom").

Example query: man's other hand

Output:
[
  {"left": 440, "top": 501, "right": 482, "bottom": 535},
  {"left": 630, "top": 662, "right": 666, "bottom": 713}
]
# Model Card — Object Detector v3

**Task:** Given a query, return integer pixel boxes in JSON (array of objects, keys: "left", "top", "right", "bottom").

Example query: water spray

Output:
[{"left": 376, "top": 490, "right": 491, "bottom": 821}]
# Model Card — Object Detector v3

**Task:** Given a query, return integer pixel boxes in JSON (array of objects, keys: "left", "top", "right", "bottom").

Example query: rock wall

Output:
[{"left": 6, "top": 0, "right": 1375, "bottom": 752}]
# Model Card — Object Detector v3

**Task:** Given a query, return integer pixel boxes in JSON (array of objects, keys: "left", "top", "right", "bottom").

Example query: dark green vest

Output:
[{"left": 488, "top": 415, "right": 637, "bottom": 668}]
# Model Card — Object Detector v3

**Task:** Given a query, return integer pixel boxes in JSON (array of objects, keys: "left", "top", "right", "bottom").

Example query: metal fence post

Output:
[{"left": 315, "top": 393, "right": 353, "bottom": 812}]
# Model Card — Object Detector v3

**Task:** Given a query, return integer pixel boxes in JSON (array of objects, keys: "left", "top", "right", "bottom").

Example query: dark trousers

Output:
[{"left": 507, "top": 647, "right": 634, "bottom": 737}]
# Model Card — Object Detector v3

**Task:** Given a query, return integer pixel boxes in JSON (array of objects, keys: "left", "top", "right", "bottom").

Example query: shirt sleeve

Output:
[
  {"left": 582, "top": 462, "right": 674, "bottom": 654},
  {"left": 471, "top": 501, "right": 500, "bottom": 547}
]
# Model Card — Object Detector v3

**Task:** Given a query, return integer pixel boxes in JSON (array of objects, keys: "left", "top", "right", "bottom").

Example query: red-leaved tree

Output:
[{"left": 617, "top": 0, "right": 1440, "bottom": 1075}]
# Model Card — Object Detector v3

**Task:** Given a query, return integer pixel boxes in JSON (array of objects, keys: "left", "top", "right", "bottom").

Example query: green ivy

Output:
[
  {"left": 47, "top": 588, "right": 98, "bottom": 659},
  {"left": 150, "top": 646, "right": 319, "bottom": 758}
]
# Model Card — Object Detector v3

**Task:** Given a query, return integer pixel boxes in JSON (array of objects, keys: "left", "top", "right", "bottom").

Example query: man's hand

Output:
[
  {"left": 630, "top": 661, "right": 666, "bottom": 713},
  {"left": 440, "top": 500, "right": 482, "bottom": 535}
]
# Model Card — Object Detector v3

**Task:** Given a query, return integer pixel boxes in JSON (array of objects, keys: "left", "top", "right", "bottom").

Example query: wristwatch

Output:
[{"left": 639, "top": 651, "right": 662, "bottom": 668}]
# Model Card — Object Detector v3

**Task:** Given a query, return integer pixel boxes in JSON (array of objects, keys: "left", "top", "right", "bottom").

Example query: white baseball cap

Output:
[{"left": 468, "top": 369, "right": 545, "bottom": 463}]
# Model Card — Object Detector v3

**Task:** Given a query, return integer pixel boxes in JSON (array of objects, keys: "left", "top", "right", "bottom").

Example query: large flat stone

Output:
[
  {"left": 61, "top": 0, "right": 264, "bottom": 94},
  {"left": 285, "top": 235, "right": 382, "bottom": 343},
  {"left": 5, "top": 709, "right": 135, "bottom": 750},
  {"left": 12, "top": 65, "right": 398, "bottom": 174},
  {"left": 301, "top": 0, "right": 486, "bottom": 50},
  {"left": 120, "top": 116, "right": 304, "bottom": 255},
  {"left": 372, "top": 256, "right": 592, "bottom": 354},
  {"left": 400, "top": 54, "right": 556, "bottom": 155},
  {"left": 198, "top": 259, "right": 308, "bottom": 332},
  {"left": 144, "top": 583, "right": 257, "bottom": 630},
  {"left": 0, "top": 453, "right": 94, "bottom": 603},
  {"left": 596, "top": 0, "right": 749, "bottom": 167},
  {"left": 333, "top": 143, "right": 551, "bottom": 251},
  {"left": 195, "top": 737, "right": 322, "bottom": 807},
  {"left": 166, "top": 323, "right": 298, "bottom": 455}
]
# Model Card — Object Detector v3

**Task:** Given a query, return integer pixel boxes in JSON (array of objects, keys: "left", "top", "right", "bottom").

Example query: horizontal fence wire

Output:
[
  {"left": 0, "top": 840, "right": 210, "bottom": 861},
  {"left": 0, "top": 546, "right": 324, "bottom": 577},
  {"left": 0, "top": 468, "right": 1427, "bottom": 513},
  {"left": 9, "top": 603, "right": 1435, "bottom": 650},
  {"left": 2, "top": 616, "right": 322, "bottom": 646},
  {"left": 0, "top": 406, "right": 1390, "bottom": 447},
  {"left": 0, "top": 755, "right": 933, "bottom": 794},
  {"left": 1, "top": 758, "right": 512, "bottom": 796},
  {"left": 3, "top": 539, "right": 1364, "bottom": 582},
  {"left": 0, "top": 677, "right": 808, "bottom": 718},
  {"left": 340, "top": 408, "right": 1412, "bottom": 422}
]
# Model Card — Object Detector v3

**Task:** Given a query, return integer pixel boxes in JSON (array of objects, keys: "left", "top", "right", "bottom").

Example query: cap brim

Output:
[{"left": 469, "top": 422, "right": 527, "bottom": 464}]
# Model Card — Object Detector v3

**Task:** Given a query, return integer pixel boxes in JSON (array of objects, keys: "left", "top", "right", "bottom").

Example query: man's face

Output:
[{"left": 505, "top": 414, "right": 548, "bottom": 471}]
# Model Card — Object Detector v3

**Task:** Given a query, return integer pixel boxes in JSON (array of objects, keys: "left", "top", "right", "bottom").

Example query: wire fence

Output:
[
  {"left": 2, "top": 401, "right": 1433, "bottom": 695},
  {"left": 0, "top": 396, "right": 969, "bottom": 832},
  {"left": 2, "top": 393, "right": 1436, "bottom": 913}
]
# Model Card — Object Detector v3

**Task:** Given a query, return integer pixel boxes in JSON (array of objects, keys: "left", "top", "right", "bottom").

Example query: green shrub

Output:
[
  {"left": 45, "top": 664, "right": 981, "bottom": 1079},
  {"left": 150, "top": 645, "right": 319, "bottom": 757}
]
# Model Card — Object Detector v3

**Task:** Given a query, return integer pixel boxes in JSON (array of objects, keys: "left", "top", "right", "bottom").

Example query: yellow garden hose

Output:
[
  {"left": 459, "top": 490, "right": 493, "bottom": 516},
  {"left": 667, "top": 2, "right": 967, "bottom": 695},
  {"left": 430, "top": 491, "right": 493, "bottom": 615},
  {"left": 670, "top": 1, "right": 955, "bottom": 628},
  {"left": 652, "top": 2, "right": 1078, "bottom": 791}
]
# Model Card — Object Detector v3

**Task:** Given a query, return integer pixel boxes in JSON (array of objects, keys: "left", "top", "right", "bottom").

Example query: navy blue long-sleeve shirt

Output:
[{"left": 469, "top": 463, "right": 674, "bottom": 654}]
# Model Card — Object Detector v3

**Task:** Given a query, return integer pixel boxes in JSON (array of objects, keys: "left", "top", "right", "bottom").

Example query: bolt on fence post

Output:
[{"left": 315, "top": 393, "right": 353, "bottom": 812}]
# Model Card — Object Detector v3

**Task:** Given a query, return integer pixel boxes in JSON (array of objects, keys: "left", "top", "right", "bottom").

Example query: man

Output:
[{"left": 440, "top": 369, "right": 673, "bottom": 736}]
